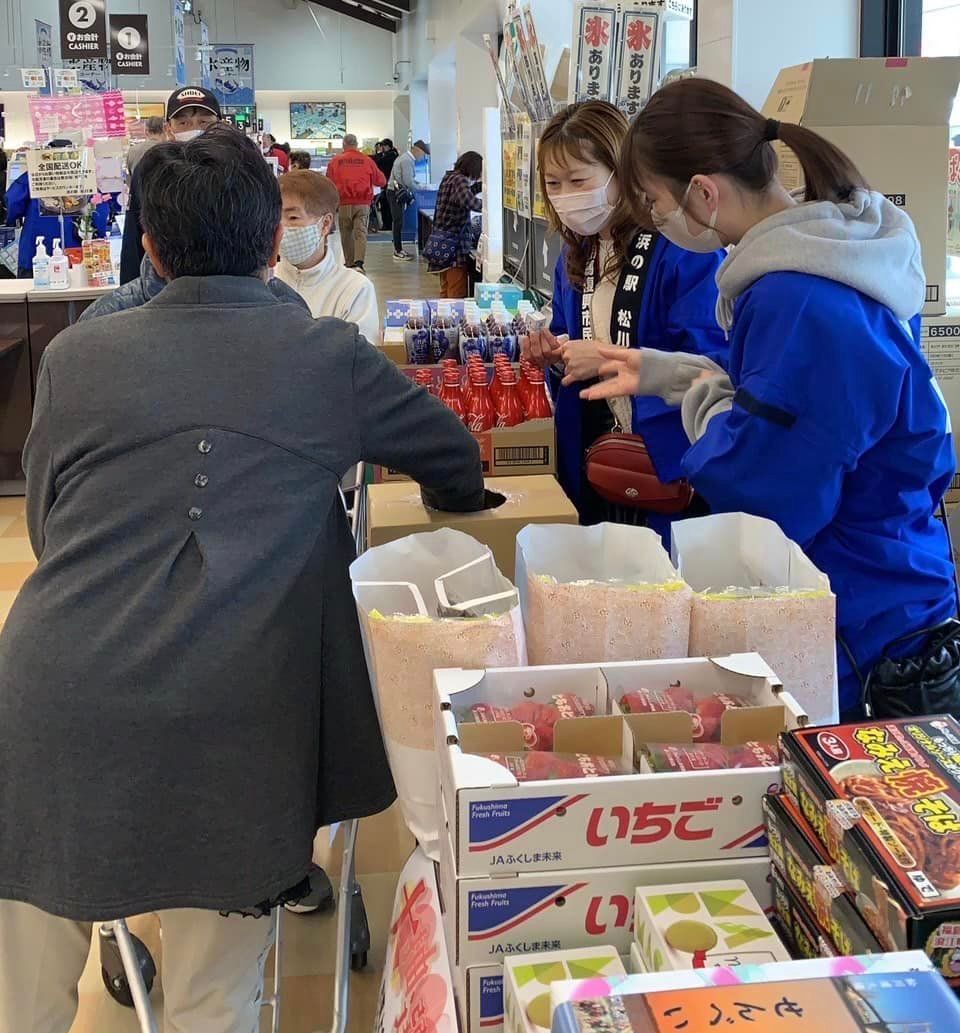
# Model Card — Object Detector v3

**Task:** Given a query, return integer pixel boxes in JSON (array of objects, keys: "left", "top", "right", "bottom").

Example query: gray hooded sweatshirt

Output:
[{"left": 636, "top": 190, "right": 926, "bottom": 439}]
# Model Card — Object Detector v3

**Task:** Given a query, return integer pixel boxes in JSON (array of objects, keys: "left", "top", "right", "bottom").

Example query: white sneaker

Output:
[{"left": 393, "top": 251, "right": 413, "bottom": 261}]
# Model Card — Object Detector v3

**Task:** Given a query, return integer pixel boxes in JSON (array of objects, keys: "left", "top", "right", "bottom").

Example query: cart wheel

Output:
[
  {"left": 100, "top": 934, "right": 156, "bottom": 1008},
  {"left": 350, "top": 885, "right": 371, "bottom": 972}
]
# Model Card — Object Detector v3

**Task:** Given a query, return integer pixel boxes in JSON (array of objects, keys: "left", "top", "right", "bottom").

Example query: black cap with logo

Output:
[{"left": 166, "top": 87, "right": 222, "bottom": 121}]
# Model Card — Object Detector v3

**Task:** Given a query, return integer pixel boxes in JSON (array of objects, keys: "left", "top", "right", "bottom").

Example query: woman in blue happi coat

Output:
[
  {"left": 583, "top": 78, "right": 960, "bottom": 720},
  {"left": 522, "top": 100, "right": 728, "bottom": 534}
]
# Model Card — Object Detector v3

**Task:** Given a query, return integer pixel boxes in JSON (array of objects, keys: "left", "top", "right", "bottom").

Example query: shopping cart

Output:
[{"left": 99, "top": 465, "right": 372, "bottom": 1033}]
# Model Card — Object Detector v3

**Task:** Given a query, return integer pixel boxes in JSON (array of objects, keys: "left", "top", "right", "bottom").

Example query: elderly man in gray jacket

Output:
[{"left": 0, "top": 125, "right": 485, "bottom": 1033}]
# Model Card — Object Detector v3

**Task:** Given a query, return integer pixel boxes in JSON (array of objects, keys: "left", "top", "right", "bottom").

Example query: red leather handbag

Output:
[{"left": 584, "top": 433, "right": 694, "bottom": 514}]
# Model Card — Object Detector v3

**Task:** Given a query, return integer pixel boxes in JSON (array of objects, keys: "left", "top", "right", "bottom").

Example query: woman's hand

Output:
[
  {"left": 560, "top": 339, "right": 606, "bottom": 386},
  {"left": 578, "top": 346, "right": 644, "bottom": 400},
  {"left": 522, "top": 328, "right": 564, "bottom": 369}
]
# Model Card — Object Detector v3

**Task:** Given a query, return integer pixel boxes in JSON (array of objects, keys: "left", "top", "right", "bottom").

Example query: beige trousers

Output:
[
  {"left": 338, "top": 204, "right": 370, "bottom": 266},
  {"left": 0, "top": 900, "right": 273, "bottom": 1033}
]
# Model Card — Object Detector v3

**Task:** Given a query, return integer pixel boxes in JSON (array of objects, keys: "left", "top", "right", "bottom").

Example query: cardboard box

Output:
[
  {"left": 780, "top": 716, "right": 960, "bottom": 986},
  {"left": 548, "top": 950, "right": 935, "bottom": 1017},
  {"left": 628, "top": 944, "right": 645, "bottom": 973},
  {"left": 377, "top": 419, "right": 557, "bottom": 482},
  {"left": 477, "top": 283, "right": 525, "bottom": 310},
  {"left": 379, "top": 328, "right": 408, "bottom": 366},
  {"left": 440, "top": 823, "right": 776, "bottom": 973},
  {"left": 385, "top": 298, "right": 428, "bottom": 327},
  {"left": 769, "top": 862, "right": 834, "bottom": 961},
  {"left": 763, "top": 58, "right": 960, "bottom": 316},
  {"left": 762, "top": 792, "right": 884, "bottom": 959},
  {"left": 550, "top": 968, "right": 960, "bottom": 1033},
  {"left": 633, "top": 880, "right": 789, "bottom": 972},
  {"left": 436, "top": 656, "right": 806, "bottom": 878},
  {"left": 503, "top": 947, "right": 625, "bottom": 1033},
  {"left": 366, "top": 475, "right": 577, "bottom": 581}
]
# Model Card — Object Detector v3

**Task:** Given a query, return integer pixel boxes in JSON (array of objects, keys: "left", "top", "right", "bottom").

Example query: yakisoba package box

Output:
[
  {"left": 436, "top": 656, "right": 805, "bottom": 878},
  {"left": 762, "top": 792, "right": 883, "bottom": 959},
  {"left": 780, "top": 715, "right": 960, "bottom": 985},
  {"left": 769, "top": 862, "right": 833, "bottom": 961}
]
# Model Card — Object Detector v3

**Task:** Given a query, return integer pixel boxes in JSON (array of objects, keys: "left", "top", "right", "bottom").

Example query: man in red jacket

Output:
[{"left": 326, "top": 134, "right": 386, "bottom": 272}]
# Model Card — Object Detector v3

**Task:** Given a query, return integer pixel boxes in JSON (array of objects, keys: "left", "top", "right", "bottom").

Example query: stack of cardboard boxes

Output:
[{"left": 433, "top": 654, "right": 807, "bottom": 1033}]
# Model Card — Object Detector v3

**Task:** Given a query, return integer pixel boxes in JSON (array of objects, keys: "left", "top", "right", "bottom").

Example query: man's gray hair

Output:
[{"left": 343, "top": 133, "right": 358, "bottom": 148}]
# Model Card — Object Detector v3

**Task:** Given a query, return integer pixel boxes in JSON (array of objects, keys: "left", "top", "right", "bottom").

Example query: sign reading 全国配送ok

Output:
[
  {"left": 109, "top": 15, "right": 150, "bottom": 75},
  {"left": 59, "top": 0, "right": 107, "bottom": 60},
  {"left": 26, "top": 146, "right": 97, "bottom": 200}
]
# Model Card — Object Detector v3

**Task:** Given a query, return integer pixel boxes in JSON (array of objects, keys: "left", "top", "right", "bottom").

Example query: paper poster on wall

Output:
[
  {"left": 94, "top": 137, "right": 124, "bottom": 192},
  {"left": 59, "top": 0, "right": 107, "bottom": 60},
  {"left": 613, "top": 10, "right": 659, "bottom": 118},
  {"left": 173, "top": 0, "right": 186, "bottom": 86},
  {"left": 30, "top": 91, "right": 127, "bottom": 144},
  {"left": 570, "top": 2, "right": 617, "bottom": 104},
  {"left": 110, "top": 15, "right": 150, "bottom": 76},
  {"left": 532, "top": 131, "right": 547, "bottom": 221},
  {"left": 207, "top": 44, "right": 256, "bottom": 108},
  {"left": 950, "top": 149, "right": 960, "bottom": 259},
  {"left": 502, "top": 138, "right": 518, "bottom": 212},
  {"left": 64, "top": 57, "right": 110, "bottom": 92},
  {"left": 290, "top": 102, "right": 346, "bottom": 140},
  {"left": 27, "top": 145, "right": 97, "bottom": 199},
  {"left": 200, "top": 20, "right": 211, "bottom": 90}
]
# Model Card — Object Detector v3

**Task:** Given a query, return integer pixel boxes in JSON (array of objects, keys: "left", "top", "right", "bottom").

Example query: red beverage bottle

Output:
[
  {"left": 438, "top": 369, "right": 466, "bottom": 421},
  {"left": 466, "top": 369, "right": 496, "bottom": 432},
  {"left": 414, "top": 368, "right": 435, "bottom": 396},
  {"left": 518, "top": 359, "right": 535, "bottom": 414},
  {"left": 490, "top": 358, "right": 510, "bottom": 411},
  {"left": 524, "top": 368, "right": 553, "bottom": 420},
  {"left": 496, "top": 371, "right": 525, "bottom": 427}
]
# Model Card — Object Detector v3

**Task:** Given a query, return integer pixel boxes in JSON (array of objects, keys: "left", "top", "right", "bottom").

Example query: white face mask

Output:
[
  {"left": 280, "top": 221, "right": 328, "bottom": 267},
  {"left": 551, "top": 170, "right": 616, "bottom": 237},
  {"left": 654, "top": 180, "right": 723, "bottom": 254},
  {"left": 173, "top": 129, "right": 204, "bottom": 143}
]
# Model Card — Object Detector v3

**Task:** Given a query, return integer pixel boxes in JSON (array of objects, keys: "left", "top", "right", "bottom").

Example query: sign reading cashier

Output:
[
  {"left": 59, "top": 0, "right": 107, "bottom": 60},
  {"left": 109, "top": 15, "right": 150, "bottom": 75}
]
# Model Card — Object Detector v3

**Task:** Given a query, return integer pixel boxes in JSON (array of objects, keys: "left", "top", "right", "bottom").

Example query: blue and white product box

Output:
[
  {"left": 434, "top": 657, "right": 803, "bottom": 879},
  {"left": 430, "top": 299, "right": 462, "bottom": 363},
  {"left": 385, "top": 298, "right": 430, "bottom": 327},
  {"left": 476, "top": 282, "right": 524, "bottom": 311}
]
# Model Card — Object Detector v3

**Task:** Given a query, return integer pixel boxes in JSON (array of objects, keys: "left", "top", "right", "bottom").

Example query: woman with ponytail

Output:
[
  {"left": 584, "top": 78, "right": 959, "bottom": 719},
  {"left": 523, "top": 100, "right": 727, "bottom": 531}
]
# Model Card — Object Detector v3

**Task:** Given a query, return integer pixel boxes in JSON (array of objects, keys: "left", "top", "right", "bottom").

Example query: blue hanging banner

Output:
[
  {"left": 207, "top": 44, "right": 255, "bottom": 107},
  {"left": 173, "top": 0, "right": 186, "bottom": 86}
]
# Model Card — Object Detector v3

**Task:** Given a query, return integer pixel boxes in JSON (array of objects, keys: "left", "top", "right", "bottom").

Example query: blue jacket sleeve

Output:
[
  {"left": 644, "top": 241, "right": 727, "bottom": 367},
  {"left": 550, "top": 254, "right": 569, "bottom": 337},
  {"left": 5, "top": 174, "right": 30, "bottom": 224},
  {"left": 682, "top": 276, "right": 907, "bottom": 547}
]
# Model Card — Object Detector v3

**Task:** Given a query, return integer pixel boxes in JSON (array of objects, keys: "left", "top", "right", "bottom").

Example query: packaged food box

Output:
[
  {"left": 462, "top": 693, "right": 596, "bottom": 751},
  {"left": 762, "top": 792, "right": 883, "bottom": 959},
  {"left": 551, "top": 969, "right": 960, "bottom": 1033},
  {"left": 503, "top": 946, "right": 625, "bottom": 1033},
  {"left": 629, "top": 944, "right": 645, "bottom": 974},
  {"left": 769, "top": 862, "right": 834, "bottom": 961},
  {"left": 385, "top": 298, "right": 429, "bottom": 327},
  {"left": 436, "top": 656, "right": 804, "bottom": 877},
  {"left": 621, "top": 690, "right": 751, "bottom": 743},
  {"left": 633, "top": 880, "right": 790, "bottom": 972},
  {"left": 548, "top": 950, "right": 935, "bottom": 1016},
  {"left": 780, "top": 715, "right": 960, "bottom": 985}
]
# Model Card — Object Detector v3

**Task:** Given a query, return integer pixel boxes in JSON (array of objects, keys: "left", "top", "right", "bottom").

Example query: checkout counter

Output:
[{"left": 0, "top": 279, "right": 112, "bottom": 494}]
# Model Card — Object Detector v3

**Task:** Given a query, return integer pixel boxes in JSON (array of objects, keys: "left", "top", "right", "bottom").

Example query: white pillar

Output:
[{"left": 427, "top": 60, "right": 458, "bottom": 182}]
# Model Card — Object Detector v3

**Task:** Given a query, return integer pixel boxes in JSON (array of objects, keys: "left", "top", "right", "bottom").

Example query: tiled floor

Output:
[{"left": 0, "top": 240, "right": 432, "bottom": 1032}]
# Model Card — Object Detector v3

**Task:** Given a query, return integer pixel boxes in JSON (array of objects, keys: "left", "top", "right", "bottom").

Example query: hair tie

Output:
[{"left": 763, "top": 119, "right": 780, "bottom": 142}]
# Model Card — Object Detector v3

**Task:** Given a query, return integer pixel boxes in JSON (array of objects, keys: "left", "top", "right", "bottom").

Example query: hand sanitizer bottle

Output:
[
  {"left": 50, "top": 238, "right": 70, "bottom": 290},
  {"left": 32, "top": 237, "right": 50, "bottom": 290}
]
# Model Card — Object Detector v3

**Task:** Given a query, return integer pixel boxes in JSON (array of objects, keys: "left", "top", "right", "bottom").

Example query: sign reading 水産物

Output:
[
  {"left": 59, "top": 0, "right": 107, "bottom": 60},
  {"left": 570, "top": 3, "right": 617, "bottom": 104},
  {"left": 109, "top": 15, "right": 150, "bottom": 75},
  {"left": 613, "top": 10, "right": 659, "bottom": 118},
  {"left": 26, "top": 146, "right": 97, "bottom": 200}
]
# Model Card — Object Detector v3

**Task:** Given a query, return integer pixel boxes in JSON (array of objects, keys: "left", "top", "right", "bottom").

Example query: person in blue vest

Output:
[
  {"left": 582, "top": 77, "right": 959, "bottom": 720},
  {"left": 523, "top": 101, "right": 727, "bottom": 533},
  {"left": 5, "top": 140, "right": 112, "bottom": 278}
]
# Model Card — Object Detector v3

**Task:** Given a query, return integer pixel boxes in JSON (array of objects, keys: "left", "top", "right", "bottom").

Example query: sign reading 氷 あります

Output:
[
  {"left": 613, "top": 11, "right": 659, "bottom": 118},
  {"left": 570, "top": 3, "right": 617, "bottom": 105}
]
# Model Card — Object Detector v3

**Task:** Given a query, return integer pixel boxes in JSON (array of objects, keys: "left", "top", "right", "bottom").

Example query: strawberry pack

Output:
[{"left": 461, "top": 693, "right": 596, "bottom": 751}]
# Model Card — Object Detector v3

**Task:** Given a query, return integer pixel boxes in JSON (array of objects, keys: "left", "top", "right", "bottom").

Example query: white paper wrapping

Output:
[
  {"left": 351, "top": 529, "right": 525, "bottom": 859},
  {"left": 516, "top": 523, "right": 692, "bottom": 666},
  {"left": 672, "top": 513, "right": 838, "bottom": 725}
]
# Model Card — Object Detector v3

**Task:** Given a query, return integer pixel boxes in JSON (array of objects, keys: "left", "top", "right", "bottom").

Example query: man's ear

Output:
[
  {"left": 142, "top": 233, "right": 170, "bottom": 280},
  {"left": 268, "top": 224, "right": 284, "bottom": 269}
]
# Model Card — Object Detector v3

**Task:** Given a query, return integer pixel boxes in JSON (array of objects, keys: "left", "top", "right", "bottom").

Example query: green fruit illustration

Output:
[{"left": 526, "top": 993, "right": 552, "bottom": 1030}]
